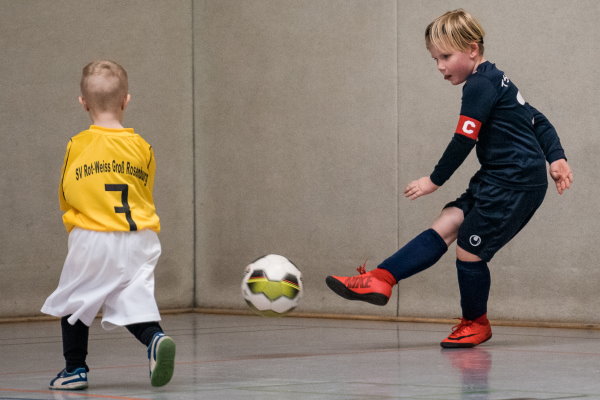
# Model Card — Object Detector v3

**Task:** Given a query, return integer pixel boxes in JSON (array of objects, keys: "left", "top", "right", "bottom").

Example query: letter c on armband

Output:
[{"left": 455, "top": 115, "right": 482, "bottom": 140}]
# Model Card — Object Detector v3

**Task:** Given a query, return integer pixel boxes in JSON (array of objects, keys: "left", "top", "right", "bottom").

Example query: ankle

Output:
[
  {"left": 372, "top": 268, "right": 397, "bottom": 286},
  {"left": 472, "top": 313, "right": 489, "bottom": 324},
  {"left": 66, "top": 365, "right": 89, "bottom": 373}
]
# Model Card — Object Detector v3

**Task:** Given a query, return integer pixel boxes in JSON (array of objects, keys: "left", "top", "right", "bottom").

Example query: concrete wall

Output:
[
  {"left": 1, "top": 0, "right": 597, "bottom": 324},
  {"left": 194, "top": 0, "right": 398, "bottom": 318},
  {"left": 0, "top": 0, "right": 194, "bottom": 317},
  {"left": 195, "top": 0, "right": 599, "bottom": 324}
]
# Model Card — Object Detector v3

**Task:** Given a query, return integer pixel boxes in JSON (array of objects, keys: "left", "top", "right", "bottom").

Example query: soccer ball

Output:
[{"left": 241, "top": 254, "right": 303, "bottom": 317}]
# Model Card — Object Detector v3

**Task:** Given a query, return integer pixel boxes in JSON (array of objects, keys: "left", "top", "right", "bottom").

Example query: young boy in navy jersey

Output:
[{"left": 326, "top": 9, "right": 573, "bottom": 348}]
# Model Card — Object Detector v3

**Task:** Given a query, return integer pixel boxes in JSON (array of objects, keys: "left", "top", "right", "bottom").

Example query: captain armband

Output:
[{"left": 455, "top": 115, "right": 482, "bottom": 140}]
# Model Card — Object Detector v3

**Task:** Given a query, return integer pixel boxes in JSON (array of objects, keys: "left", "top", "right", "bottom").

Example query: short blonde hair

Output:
[
  {"left": 425, "top": 9, "right": 485, "bottom": 55},
  {"left": 80, "top": 60, "right": 128, "bottom": 112}
]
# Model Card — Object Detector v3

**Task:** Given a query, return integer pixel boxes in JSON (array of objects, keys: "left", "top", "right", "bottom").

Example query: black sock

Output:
[
  {"left": 126, "top": 322, "right": 163, "bottom": 347},
  {"left": 456, "top": 259, "right": 490, "bottom": 320},
  {"left": 61, "top": 316, "right": 90, "bottom": 372},
  {"left": 377, "top": 229, "right": 448, "bottom": 281}
]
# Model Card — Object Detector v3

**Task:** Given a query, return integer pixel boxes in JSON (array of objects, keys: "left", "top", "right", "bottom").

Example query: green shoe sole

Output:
[{"left": 151, "top": 337, "right": 176, "bottom": 387}]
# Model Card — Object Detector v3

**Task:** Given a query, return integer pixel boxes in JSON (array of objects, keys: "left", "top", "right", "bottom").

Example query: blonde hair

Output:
[
  {"left": 80, "top": 60, "right": 128, "bottom": 112},
  {"left": 425, "top": 9, "right": 485, "bottom": 55}
]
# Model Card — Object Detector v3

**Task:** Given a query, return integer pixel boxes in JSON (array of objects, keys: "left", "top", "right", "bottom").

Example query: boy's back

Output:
[{"left": 60, "top": 125, "right": 160, "bottom": 233}]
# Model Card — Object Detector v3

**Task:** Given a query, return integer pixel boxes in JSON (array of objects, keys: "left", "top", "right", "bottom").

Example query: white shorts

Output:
[{"left": 41, "top": 228, "right": 162, "bottom": 330}]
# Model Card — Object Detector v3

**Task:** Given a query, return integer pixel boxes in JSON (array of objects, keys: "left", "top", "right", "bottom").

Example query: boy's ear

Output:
[
  {"left": 78, "top": 96, "right": 90, "bottom": 112},
  {"left": 469, "top": 42, "right": 480, "bottom": 58},
  {"left": 122, "top": 93, "right": 131, "bottom": 111}
]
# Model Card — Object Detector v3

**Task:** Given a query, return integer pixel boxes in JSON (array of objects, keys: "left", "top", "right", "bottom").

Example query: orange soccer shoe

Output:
[
  {"left": 325, "top": 264, "right": 396, "bottom": 306},
  {"left": 440, "top": 314, "right": 492, "bottom": 348}
]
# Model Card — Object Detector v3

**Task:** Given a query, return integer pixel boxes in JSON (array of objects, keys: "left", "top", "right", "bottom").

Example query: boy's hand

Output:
[
  {"left": 405, "top": 176, "right": 439, "bottom": 200},
  {"left": 549, "top": 159, "right": 573, "bottom": 195}
]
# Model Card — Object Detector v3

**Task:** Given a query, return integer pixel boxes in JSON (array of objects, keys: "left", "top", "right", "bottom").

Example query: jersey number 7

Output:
[{"left": 105, "top": 184, "right": 138, "bottom": 231}]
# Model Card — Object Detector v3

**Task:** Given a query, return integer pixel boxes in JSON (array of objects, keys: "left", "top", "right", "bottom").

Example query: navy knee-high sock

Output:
[
  {"left": 456, "top": 259, "right": 490, "bottom": 320},
  {"left": 126, "top": 322, "right": 163, "bottom": 347},
  {"left": 61, "top": 316, "right": 89, "bottom": 372},
  {"left": 377, "top": 229, "right": 448, "bottom": 281}
]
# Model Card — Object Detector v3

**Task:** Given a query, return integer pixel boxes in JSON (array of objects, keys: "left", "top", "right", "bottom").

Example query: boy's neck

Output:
[
  {"left": 473, "top": 57, "right": 486, "bottom": 72},
  {"left": 89, "top": 111, "right": 125, "bottom": 129}
]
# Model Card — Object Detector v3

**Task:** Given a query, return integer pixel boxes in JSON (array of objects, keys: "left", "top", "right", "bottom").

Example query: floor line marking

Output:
[{"left": 0, "top": 388, "right": 151, "bottom": 400}]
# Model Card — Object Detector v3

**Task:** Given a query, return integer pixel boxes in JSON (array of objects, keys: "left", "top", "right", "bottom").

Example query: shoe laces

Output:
[
  {"left": 356, "top": 260, "right": 368, "bottom": 275},
  {"left": 451, "top": 318, "right": 473, "bottom": 333}
]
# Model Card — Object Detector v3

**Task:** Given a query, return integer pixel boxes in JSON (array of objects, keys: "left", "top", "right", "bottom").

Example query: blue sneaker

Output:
[
  {"left": 49, "top": 368, "right": 88, "bottom": 390},
  {"left": 148, "top": 333, "right": 176, "bottom": 387}
]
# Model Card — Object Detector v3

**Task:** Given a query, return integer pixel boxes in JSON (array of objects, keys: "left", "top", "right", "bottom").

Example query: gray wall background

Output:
[{"left": 1, "top": 0, "right": 597, "bottom": 324}]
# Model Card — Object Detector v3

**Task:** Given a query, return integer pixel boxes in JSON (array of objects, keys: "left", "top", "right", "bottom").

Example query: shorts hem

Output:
[
  {"left": 456, "top": 238, "right": 493, "bottom": 262},
  {"left": 101, "top": 314, "right": 162, "bottom": 330}
]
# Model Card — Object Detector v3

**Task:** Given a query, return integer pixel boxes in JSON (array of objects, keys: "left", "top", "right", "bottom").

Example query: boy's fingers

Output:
[{"left": 556, "top": 176, "right": 572, "bottom": 194}]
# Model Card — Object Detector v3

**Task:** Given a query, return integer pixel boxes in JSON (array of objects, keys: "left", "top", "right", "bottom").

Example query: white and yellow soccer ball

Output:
[{"left": 241, "top": 254, "right": 303, "bottom": 317}]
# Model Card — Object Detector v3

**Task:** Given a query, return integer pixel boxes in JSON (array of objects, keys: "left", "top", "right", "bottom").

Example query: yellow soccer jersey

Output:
[{"left": 59, "top": 125, "right": 160, "bottom": 232}]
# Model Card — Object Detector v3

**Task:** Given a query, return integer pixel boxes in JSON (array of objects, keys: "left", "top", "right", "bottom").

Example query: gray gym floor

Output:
[{"left": 2, "top": 312, "right": 600, "bottom": 399}]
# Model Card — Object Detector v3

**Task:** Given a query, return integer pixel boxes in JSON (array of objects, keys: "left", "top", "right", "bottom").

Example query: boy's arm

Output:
[
  {"left": 526, "top": 104, "right": 566, "bottom": 163},
  {"left": 405, "top": 134, "right": 475, "bottom": 200},
  {"left": 146, "top": 145, "right": 156, "bottom": 193},
  {"left": 429, "top": 134, "right": 476, "bottom": 186},
  {"left": 58, "top": 140, "right": 72, "bottom": 211},
  {"left": 406, "top": 76, "right": 491, "bottom": 200},
  {"left": 526, "top": 104, "right": 573, "bottom": 194}
]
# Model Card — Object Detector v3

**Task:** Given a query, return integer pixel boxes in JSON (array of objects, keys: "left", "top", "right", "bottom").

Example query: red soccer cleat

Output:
[
  {"left": 325, "top": 263, "right": 396, "bottom": 306},
  {"left": 440, "top": 314, "right": 492, "bottom": 348}
]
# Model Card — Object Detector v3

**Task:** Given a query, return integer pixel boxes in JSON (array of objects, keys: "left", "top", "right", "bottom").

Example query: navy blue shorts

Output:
[{"left": 444, "top": 178, "right": 547, "bottom": 262}]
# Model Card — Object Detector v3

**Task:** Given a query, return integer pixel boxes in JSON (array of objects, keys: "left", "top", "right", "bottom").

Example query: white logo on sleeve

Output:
[
  {"left": 469, "top": 235, "right": 482, "bottom": 247},
  {"left": 516, "top": 90, "right": 525, "bottom": 105}
]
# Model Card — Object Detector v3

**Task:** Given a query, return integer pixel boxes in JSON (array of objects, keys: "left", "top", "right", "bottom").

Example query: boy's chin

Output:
[{"left": 448, "top": 78, "right": 466, "bottom": 86}]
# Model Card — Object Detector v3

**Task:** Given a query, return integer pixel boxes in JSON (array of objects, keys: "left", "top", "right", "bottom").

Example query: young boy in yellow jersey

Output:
[{"left": 41, "top": 60, "right": 175, "bottom": 389}]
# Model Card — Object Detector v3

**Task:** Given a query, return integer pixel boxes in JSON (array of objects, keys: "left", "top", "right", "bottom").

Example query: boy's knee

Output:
[
  {"left": 456, "top": 245, "right": 482, "bottom": 262},
  {"left": 431, "top": 207, "right": 464, "bottom": 245}
]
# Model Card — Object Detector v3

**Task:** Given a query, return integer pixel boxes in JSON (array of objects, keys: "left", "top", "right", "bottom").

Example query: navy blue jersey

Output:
[{"left": 430, "top": 61, "right": 565, "bottom": 189}]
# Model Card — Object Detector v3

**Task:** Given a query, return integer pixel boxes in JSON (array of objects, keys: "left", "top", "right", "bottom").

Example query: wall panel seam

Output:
[
  {"left": 191, "top": 0, "right": 197, "bottom": 308},
  {"left": 395, "top": 0, "right": 400, "bottom": 318}
]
